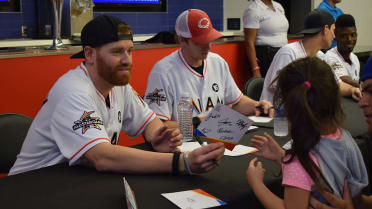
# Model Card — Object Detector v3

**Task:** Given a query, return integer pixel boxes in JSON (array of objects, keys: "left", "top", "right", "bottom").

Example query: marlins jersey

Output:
[
  {"left": 144, "top": 49, "right": 243, "bottom": 121},
  {"left": 9, "top": 63, "right": 155, "bottom": 175},
  {"left": 261, "top": 41, "right": 327, "bottom": 104},
  {"left": 326, "top": 47, "right": 360, "bottom": 81}
]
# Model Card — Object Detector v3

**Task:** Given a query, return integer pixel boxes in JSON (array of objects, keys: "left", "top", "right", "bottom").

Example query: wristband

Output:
[
  {"left": 252, "top": 66, "right": 260, "bottom": 71},
  {"left": 183, "top": 152, "right": 193, "bottom": 175},
  {"left": 172, "top": 152, "right": 181, "bottom": 175}
]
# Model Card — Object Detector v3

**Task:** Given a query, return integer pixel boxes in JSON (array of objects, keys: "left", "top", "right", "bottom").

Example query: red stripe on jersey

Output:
[
  {"left": 156, "top": 113, "right": 170, "bottom": 120},
  {"left": 69, "top": 137, "right": 111, "bottom": 162},
  {"left": 131, "top": 112, "right": 155, "bottom": 137},
  {"left": 178, "top": 50, "right": 206, "bottom": 78},
  {"left": 80, "top": 63, "right": 88, "bottom": 76},
  {"left": 225, "top": 92, "right": 243, "bottom": 105}
]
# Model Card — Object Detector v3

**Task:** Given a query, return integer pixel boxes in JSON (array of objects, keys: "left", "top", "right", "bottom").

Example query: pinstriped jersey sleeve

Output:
[{"left": 121, "top": 85, "right": 156, "bottom": 137}]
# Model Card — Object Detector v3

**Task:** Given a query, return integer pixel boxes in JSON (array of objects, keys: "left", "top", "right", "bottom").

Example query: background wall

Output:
[
  {"left": 313, "top": 0, "right": 372, "bottom": 47},
  {"left": 0, "top": 0, "right": 223, "bottom": 39},
  {"left": 224, "top": 0, "right": 372, "bottom": 46}
]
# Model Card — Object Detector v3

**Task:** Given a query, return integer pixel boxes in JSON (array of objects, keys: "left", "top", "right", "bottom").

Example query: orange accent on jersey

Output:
[
  {"left": 95, "top": 90, "right": 105, "bottom": 103},
  {"left": 110, "top": 89, "right": 113, "bottom": 104},
  {"left": 69, "top": 137, "right": 111, "bottom": 162},
  {"left": 225, "top": 92, "right": 243, "bottom": 106},
  {"left": 178, "top": 50, "right": 206, "bottom": 78},
  {"left": 80, "top": 63, "right": 88, "bottom": 76},
  {"left": 191, "top": 99, "right": 201, "bottom": 113},
  {"left": 156, "top": 113, "right": 170, "bottom": 120},
  {"left": 132, "top": 112, "right": 155, "bottom": 137}
]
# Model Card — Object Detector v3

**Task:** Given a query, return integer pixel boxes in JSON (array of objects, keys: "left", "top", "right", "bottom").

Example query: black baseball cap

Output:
[
  {"left": 300, "top": 9, "right": 335, "bottom": 34},
  {"left": 71, "top": 15, "right": 133, "bottom": 59}
]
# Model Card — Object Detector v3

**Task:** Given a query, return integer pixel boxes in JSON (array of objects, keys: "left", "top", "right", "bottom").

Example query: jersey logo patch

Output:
[
  {"left": 73, "top": 111, "right": 104, "bottom": 134},
  {"left": 146, "top": 88, "right": 166, "bottom": 106},
  {"left": 118, "top": 111, "right": 122, "bottom": 123},
  {"left": 330, "top": 62, "right": 343, "bottom": 71},
  {"left": 212, "top": 83, "right": 219, "bottom": 92}
]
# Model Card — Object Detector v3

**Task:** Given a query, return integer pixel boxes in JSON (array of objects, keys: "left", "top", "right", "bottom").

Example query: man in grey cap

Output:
[
  {"left": 9, "top": 15, "right": 224, "bottom": 176},
  {"left": 260, "top": 9, "right": 361, "bottom": 104}
]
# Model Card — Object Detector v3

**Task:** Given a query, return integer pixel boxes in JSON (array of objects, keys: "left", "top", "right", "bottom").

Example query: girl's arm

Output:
[
  {"left": 246, "top": 158, "right": 310, "bottom": 209},
  {"left": 284, "top": 186, "right": 311, "bottom": 209}
]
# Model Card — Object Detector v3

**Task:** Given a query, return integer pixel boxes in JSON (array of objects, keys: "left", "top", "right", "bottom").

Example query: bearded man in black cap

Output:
[{"left": 9, "top": 15, "right": 224, "bottom": 176}]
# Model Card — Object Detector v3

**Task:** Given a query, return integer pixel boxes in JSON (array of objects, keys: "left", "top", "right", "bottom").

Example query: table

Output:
[
  {"left": 0, "top": 127, "right": 289, "bottom": 209},
  {"left": 0, "top": 98, "right": 366, "bottom": 209}
]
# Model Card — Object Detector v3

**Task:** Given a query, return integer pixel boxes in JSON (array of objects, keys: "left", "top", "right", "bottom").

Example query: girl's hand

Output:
[
  {"left": 250, "top": 133, "right": 285, "bottom": 164},
  {"left": 246, "top": 157, "right": 266, "bottom": 187}
]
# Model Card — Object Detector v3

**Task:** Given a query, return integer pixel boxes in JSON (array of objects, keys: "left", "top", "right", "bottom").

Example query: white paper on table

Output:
[
  {"left": 178, "top": 142, "right": 257, "bottom": 157},
  {"left": 248, "top": 116, "right": 273, "bottom": 123},
  {"left": 161, "top": 189, "right": 226, "bottom": 209},
  {"left": 224, "top": 145, "right": 258, "bottom": 156},
  {"left": 282, "top": 139, "right": 293, "bottom": 150},
  {"left": 245, "top": 125, "right": 258, "bottom": 133}
]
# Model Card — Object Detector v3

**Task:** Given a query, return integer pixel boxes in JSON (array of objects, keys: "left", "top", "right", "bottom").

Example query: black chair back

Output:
[
  {"left": 243, "top": 77, "right": 265, "bottom": 101},
  {"left": 0, "top": 113, "right": 32, "bottom": 173}
]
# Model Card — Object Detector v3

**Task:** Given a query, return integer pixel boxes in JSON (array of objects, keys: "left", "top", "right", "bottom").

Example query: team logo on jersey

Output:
[
  {"left": 118, "top": 111, "right": 122, "bottom": 123},
  {"left": 212, "top": 83, "right": 219, "bottom": 92},
  {"left": 146, "top": 88, "right": 166, "bottom": 106},
  {"left": 72, "top": 111, "right": 103, "bottom": 134},
  {"left": 198, "top": 18, "right": 210, "bottom": 29},
  {"left": 330, "top": 62, "right": 343, "bottom": 71}
]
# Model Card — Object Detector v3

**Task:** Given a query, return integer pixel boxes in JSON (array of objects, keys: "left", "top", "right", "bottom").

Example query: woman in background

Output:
[{"left": 243, "top": 0, "right": 289, "bottom": 78}]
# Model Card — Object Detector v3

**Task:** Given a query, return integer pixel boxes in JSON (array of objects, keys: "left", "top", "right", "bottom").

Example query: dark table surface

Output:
[
  {"left": 0, "top": 128, "right": 289, "bottom": 209},
  {"left": 0, "top": 97, "right": 365, "bottom": 209}
]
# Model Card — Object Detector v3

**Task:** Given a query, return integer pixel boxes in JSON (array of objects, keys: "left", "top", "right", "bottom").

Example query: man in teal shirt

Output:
[{"left": 317, "top": 0, "right": 344, "bottom": 48}]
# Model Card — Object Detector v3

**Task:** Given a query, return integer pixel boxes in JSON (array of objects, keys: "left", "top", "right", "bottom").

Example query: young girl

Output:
[{"left": 246, "top": 57, "right": 368, "bottom": 209}]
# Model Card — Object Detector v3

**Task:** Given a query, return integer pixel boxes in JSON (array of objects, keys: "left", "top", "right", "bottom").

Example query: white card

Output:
[
  {"left": 161, "top": 189, "right": 226, "bottom": 209},
  {"left": 196, "top": 104, "right": 253, "bottom": 144},
  {"left": 123, "top": 177, "right": 138, "bottom": 209},
  {"left": 178, "top": 142, "right": 258, "bottom": 157},
  {"left": 248, "top": 116, "right": 273, "bottom": 123},
  {"left": 224, "top": 144, "right": 258, "bottom": 156}
]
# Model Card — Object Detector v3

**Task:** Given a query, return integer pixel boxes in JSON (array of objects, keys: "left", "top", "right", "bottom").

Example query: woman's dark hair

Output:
[{"left": 273, "top": 57, "right": 344, "bottom": 191}]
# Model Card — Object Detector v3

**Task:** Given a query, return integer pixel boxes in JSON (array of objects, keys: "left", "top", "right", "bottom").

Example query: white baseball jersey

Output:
[
  {"left": 144, "top": 49, "right": 243, "bottom": 121},
  {"left": 9, "top": 63, "right": 155, "bottom": 175},
  {"left": 243, "top": 0, "right": 289, "bottom": 47},
  {"left": 325, "top": 47, "right": 360, "bottom": 81},
  {"left": 260, "top": 41, "right": 326, "bottom": 104}
]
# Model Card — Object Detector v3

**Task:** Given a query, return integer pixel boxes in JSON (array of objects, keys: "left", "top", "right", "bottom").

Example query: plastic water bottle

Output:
[
  {"left": 177, "top": 93, "right": 193, "bottom": 142},
  {"left": 274, "top": 108, "right": 288, "bottom": 137}
]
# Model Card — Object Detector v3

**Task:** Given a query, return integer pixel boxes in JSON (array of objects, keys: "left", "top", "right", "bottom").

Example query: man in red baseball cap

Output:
[{"left": 144, "top": 9, "right": 274, "bottom": 130}]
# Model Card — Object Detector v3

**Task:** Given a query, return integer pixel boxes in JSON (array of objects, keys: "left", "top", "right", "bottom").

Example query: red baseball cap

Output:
[{"left": 175, "top": 9, "right": 223, "bottom": 45}]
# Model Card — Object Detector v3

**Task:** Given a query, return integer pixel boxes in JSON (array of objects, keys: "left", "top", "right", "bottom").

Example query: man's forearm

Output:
[
  {"left": 340, "top": 76, "right": 359, "bottom": 88},
  {"left": 163, "top": 120, "right": 179, "bottom": 129},
  {"left": 84, "top": 143, "right": 178, "bottom": 174}
]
